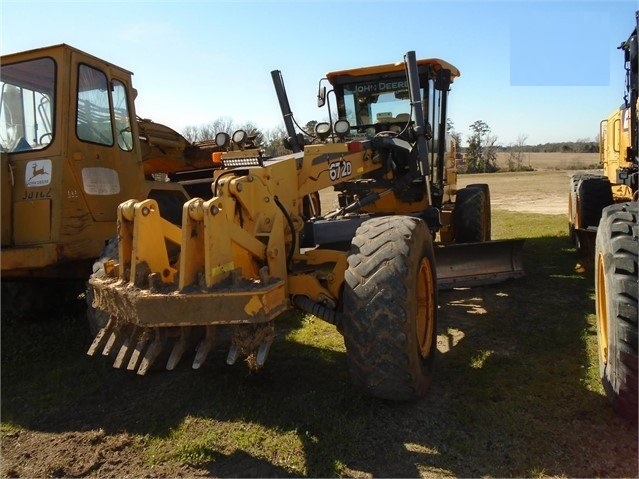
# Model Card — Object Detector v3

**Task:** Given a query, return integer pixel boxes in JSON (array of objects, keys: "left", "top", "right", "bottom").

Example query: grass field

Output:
[
  {"left": 1, "top": 164, "right": 637, "bottom": 478},
  {"left": 494, "top": 152, "right": 599, "bottom": 171}
]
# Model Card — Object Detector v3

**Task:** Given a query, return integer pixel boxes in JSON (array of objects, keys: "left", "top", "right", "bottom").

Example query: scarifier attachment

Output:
[{"left": 87, "top": 188, "right": 292, "bottom": 374}]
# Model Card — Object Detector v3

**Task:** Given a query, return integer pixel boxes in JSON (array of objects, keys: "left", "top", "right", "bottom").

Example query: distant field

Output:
[{"left": 494, "top": 152, "right": 599, "bottom": 171}]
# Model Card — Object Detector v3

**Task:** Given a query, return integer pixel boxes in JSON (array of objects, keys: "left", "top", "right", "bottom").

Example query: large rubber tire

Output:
[
  {"left": 341, "top": 216, "right": 437, "bottom": 401},
  {"left": 577, "top": 176, "right": 613, "bottom": 230},
  {"left": 568, "top": 174, "right": 600, "bottom": 244},
  {"left": 454, "top": 186, "right": 488, "bottom": 243},
  {"left": 595, "top": 201, "right": 638, "bottom": 421},
  {"left": 86, "top": 237, "right": 118, "bottom": 336},
  {"left": 466, "top": 183, "right": 491, "bottom": 241}
]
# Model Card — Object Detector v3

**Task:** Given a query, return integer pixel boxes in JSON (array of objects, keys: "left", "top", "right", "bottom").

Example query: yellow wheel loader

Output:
[
  {"left": 1, "top": 44, "right": 228, "bottom": 316},
  {"left": 87, "top": 51, "right": 524, "bottom": 400},
  {"left": 592, "top": 13, "right": 638, "bottom": 421}
]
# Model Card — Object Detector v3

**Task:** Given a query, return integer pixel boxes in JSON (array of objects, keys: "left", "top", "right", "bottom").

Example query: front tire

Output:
[
  {"left": 595, "top": 202, "right": 638, "bottom": 421},
  {"left": 341, "top": 216, "right": 437, "bottom": 400}
]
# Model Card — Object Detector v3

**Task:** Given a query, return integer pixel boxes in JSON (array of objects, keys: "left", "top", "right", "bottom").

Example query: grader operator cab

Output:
[
  {"left": 87, "top": 51, "right": 524, "bottom": 400},
  {"left": 1, "top": 44, "right": 226, "bottom": 312}
]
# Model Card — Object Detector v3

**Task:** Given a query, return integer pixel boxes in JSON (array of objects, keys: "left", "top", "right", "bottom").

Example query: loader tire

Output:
[
  {"left": 342, "top": 216, "right": 437, "bottom": 401},
  {"left": 595, "top": 202, "right": 638, "bottom": 421},
  {"left": 454, "top": 186, "right": 488, "bottom": 243},
  {"left": 577, "top": 176, "right": 613, "bottom": 230},
  {"left": 86, "top": 237, "right": 118, "bottom": 336}
]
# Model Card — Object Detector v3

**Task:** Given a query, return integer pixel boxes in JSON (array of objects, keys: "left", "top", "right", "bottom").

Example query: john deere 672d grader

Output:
[{"left": 88, "top": 52, "right": 523, "bottom": 400}]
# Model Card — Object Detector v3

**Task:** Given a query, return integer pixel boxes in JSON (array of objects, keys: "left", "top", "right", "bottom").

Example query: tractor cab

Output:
[
  {"left": 1, "top": 44, "right": 145, "bottom": 277},
  {"left": 325, "top": 59, "right": 458, "bottom": 156}
]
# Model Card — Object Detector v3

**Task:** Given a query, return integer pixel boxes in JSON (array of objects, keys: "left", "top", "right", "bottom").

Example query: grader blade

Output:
[{"left": 435, "top": 239, "right": 525, "bottom": 290}]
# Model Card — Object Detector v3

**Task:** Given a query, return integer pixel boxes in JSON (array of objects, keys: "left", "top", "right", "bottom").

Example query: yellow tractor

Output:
[
  {"left": 1, "top": 44, "right": 228, "bottom": 315},
  {"left": 591, "top": 13, "right": 638, "bottom": 420},
  {"left": 87, "top": 51, "right": 524, "bottom": 400}
]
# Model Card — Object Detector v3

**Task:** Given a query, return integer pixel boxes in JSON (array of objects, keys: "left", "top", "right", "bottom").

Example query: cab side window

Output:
[
  {"left": 76, "top": 64, "right": 114, "bottom": 146},
  {"left": 112, "top": 80, "right": 133, "bottom": 151}
]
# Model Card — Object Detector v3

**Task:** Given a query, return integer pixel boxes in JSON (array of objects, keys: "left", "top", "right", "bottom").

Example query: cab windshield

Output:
[
  {"left": 340, "top": 78, "right": 424, "bottom": 132},
  {"left": 0, "top": 57, "right": 55, "bottom": 152}
]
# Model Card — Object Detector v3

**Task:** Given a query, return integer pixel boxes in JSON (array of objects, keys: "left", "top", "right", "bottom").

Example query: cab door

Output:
[{"left": 68, "top": 51, "right": 143, "bottom": 223}]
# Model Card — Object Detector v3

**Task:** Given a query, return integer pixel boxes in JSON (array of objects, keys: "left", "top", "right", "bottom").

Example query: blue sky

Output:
[{"left": 1, "top": 1, "right": 636, "bottom": 145}]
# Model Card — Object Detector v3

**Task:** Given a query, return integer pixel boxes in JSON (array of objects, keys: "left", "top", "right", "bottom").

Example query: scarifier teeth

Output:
[
  {"left": 113, "top": 327, "right": 140, "bottom": 369},
  {"left": 127, "top": 328, "right": 152, "bottom": 371},
  {"left": 255, "top": 339, "right": 274, "bottom": 368},
  {"left": 87, "top": 316, "right": 116, "bottom": 357},
  {"left": 226, "top": 344, "right": 239, "bottom": 365},
  {"left": 166, "top": 327, "right": 191, "bottom": 371},
  {"left": 192, "top": 326, "right": 216, "bottom": 370},
  {"left": 137, "top": 328, "right": 166, "bottom": 376}
]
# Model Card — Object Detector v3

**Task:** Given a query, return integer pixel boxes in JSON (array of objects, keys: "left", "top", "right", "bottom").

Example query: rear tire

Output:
[
  {"left": 342, "top": 216, "right": 437, "bottom": 401},
  {"left": 454, "top": 186, "right": 488, "bottom": 243},
  {"left": 595, "top": 202, "right": 638, "bottom": 421},
  {"left": 577, "top": 176, "right": 613, "bottom": 230}
]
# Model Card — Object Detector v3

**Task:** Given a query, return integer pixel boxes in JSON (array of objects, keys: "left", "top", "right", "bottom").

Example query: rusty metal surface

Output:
[{"left": 434, "top": 239, "right": 525, "bottom": 290}]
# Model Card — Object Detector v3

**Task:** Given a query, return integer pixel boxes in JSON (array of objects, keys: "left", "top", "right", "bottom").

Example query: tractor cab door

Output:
[{"left": 66, "top": 50, "right": 144, "bottom": 223}]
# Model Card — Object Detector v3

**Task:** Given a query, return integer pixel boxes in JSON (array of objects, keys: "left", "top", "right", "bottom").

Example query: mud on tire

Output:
[
  {"left": 595, "top": 201, "right": 638, "bottom": 421},
  {"left": 341, "top": 216, "right": 437, "bottom": 401}
]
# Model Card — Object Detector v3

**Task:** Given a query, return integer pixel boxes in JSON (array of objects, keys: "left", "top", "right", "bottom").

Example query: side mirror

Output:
[{"left": 317, "top": 85, "right": 326, "bottom": 108}]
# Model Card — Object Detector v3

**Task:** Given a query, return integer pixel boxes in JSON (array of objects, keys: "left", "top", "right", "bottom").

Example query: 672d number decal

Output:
[{"left": 329, "top": 160, "right": 352, "bottom": 181}]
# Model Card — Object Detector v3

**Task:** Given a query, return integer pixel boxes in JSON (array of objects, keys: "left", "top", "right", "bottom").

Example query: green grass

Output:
[{"left": 2, "top": 211, "right": 637, "bottom": 477}]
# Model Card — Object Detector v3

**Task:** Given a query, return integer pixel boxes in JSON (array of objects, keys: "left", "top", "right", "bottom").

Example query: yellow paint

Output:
[
  {"left": 210, "top": 261, "right": 235, "bottom": 278},
  {"left": 244, "top": 294, "right": 263, "bottom": 316}
]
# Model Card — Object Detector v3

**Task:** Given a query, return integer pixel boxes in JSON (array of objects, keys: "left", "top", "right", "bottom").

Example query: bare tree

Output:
[{"left": 507, "top": 133, "right": 531, "bottom": 171}]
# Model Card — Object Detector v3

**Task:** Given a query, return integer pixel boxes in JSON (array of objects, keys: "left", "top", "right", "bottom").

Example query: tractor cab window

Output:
[
  {"left": 341, "top": 78, "right": 419, "bottom": 136},
  {"left": 112, "top": 80, "right": 133, "bottom": 151},
  {"left": 0, "top": 57, "right": 55, "bottom": 153},
  {"left": 76, "top": 64, "right": 114, "bottom": 146}
]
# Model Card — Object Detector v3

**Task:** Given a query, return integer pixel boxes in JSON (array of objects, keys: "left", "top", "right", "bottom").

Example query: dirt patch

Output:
[{"left": 1, "top": 429, "right": 202, "bottom": 478}]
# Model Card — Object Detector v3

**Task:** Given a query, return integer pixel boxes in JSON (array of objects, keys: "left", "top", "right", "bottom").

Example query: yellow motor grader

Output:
[
  {"left": 1, "top": 44, "right": 228, "bottom": 314},
  {"left": 592, "top": 13, "right": 638, "bottom": 421},
  {"left": 88, "top": 51, "right": 524, "bottom": 400}
]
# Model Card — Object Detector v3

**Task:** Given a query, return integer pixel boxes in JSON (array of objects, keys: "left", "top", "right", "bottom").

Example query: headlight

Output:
[
  {"left": 215, "top": 132, "right": 230, "bottom": 147},
  {"left": 232, "top": 129, "right": 247, "bottom": 146},
  {"left": 334, "top": 119, "right": 350, "bottom": 137},
  {"left": 314, "top": 122, "right": 331, "bottom": 141}
]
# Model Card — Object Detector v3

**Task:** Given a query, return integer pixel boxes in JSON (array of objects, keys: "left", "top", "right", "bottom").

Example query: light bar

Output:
[{"left": 222, "top": 156, "right": 264, "bottom": 168}]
